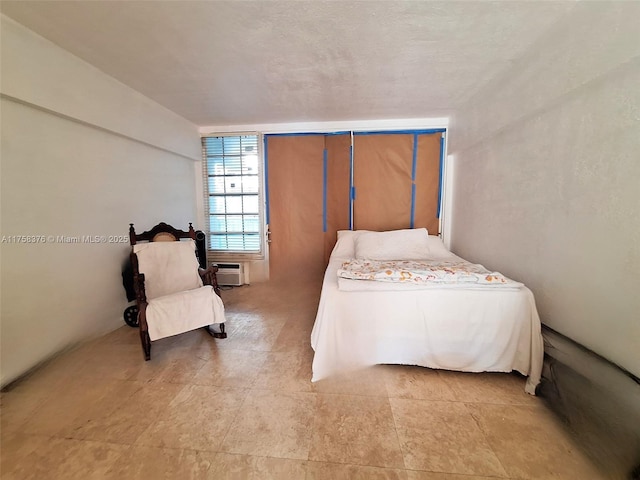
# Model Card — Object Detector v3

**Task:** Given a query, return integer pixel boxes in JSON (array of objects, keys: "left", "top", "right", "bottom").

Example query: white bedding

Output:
[
  {"left": 310, "top": 236, "right": 544, "bottom": 394},
  {"left": 337, "top": 258, "right": 524, "bottom": 289}
]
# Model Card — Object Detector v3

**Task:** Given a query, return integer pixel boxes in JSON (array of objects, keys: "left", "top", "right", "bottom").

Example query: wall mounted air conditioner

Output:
[{"left": 216, "top": 263, "right": 245, "bottom": 286}]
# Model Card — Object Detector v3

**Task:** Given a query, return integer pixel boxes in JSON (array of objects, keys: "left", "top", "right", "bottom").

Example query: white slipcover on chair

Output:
[{"left": 133, "top": 240, "right": 226, "bottom": 342}]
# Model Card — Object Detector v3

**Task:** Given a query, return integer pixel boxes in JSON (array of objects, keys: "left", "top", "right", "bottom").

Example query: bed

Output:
[{"left": 310, "top": 229, "right": 544, "bottom": 394}]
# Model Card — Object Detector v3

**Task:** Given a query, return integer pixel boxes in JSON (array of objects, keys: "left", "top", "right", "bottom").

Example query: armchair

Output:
[{"left": 129, "top": 222, "right": 226, "bottom": 360}]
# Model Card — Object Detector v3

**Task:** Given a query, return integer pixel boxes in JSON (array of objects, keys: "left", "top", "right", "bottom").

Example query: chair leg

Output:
[
  {"left": 137, "top": 303, "right": 151, "bottom": 360},
  {"left": 217, "top": 322, "right": 227, "bottom": 339},
  {"left": 205, "top": 323, "right": 227, "bottom": 339},
  {"left": 140, "top": 330, "right": 151, "bottom": 360}
]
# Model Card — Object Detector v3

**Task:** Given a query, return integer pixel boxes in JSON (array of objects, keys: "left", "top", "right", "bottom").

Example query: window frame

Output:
[{"left": 201, "top": 132, "right": 265, "bottom": 261}]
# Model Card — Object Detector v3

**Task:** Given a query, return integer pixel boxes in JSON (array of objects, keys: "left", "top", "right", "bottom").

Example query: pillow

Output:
[
  {"left": 331, "top": 230, "right": 370, "bottom": 259},
  {"left": 425, "top": 235, "right": 454, "bottom": 260},
  {"left": 355, "top": 228, "right": 430, "bottom": 261},
  {"left": 133, "top": 240, "right": 203, "bottom": 300}
]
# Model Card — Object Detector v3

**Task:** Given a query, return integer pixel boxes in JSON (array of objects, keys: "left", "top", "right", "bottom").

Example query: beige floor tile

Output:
[
  {"left": 1, "top": 348, "right": 88, "bottom": 399},
  {"left": 311, "top": 365, "right": 389, "bottom": 397},
  {"left": 380, "top": 365, "right": 457, "bottom": 401},
  {"left": 1, "top": 390, "right": 49, "bottom": 435},
  {"left": 18, "top": 377, "right": 125, "bottom": 437},
  {"left": 150, "top": 355, "right": 211, "bottom": 384},
  {"left": 309, "top": 393, "right": 405, "bottom": 468},
  {"left": 221, "top": 389, "right": 318, "bottom": 459},
  {"left": 223, "top": 284, "right": 291, "bottom": 314},
  {"left": 126, "top": 355, "right": 177, "bottom": 383},
  {"left": 438, "top": 370, "right": 539, "bottom": 406},
  {"left": 1, "top": 278, "right": 607, "bottom": 479},
  {"left": 406, "top": 472, "right": 509, "bottom": 480},
  {"left": 100, "top": 324, "right": 142, "bottom": 345},
  {"left": 2, "top": 437, "right": 127, "bottom": 480},
  {"left": 390, "top": 398, "right": 507, "bottom": 477},
  {"left": 252, "top": 350, "right": 315, "bottom": 393},
  {"left": 217, "top": 313, "right": 288, "bottom": 352},
  {"left": 305, "top": 460, "right": 409, "bottom": 479},
  {"left": 134, "top": 331, "right": 212, "bottom": 365},
  {"left": 140, "top": 355, "right": 207, "bottom": 385},
  {"left": 0, "top": 432, "right": 51, "bottom": 476},
  {"left": 59, "top": 380, "right": 183, "bottom": 444},
  {"left": 65, "top": 342, "right": 147, "bottom": 381},
  {"left": 207, "top": 453, "right": 308, "bottom": 479},
  {"left": 467, "top": 402, "right": 607, "bottom": 480},
  {"left": 270, "top": 317, "right": 316, "bottom": 354},
  {"left": 156, "top": 328, "right": 214, "bottom": 350},
  {"left": 138, "top": 339, "right": 215, "bottom": 382},
  {"left": 104, "top": 445, "right": 215, "bottom": 480},
  {"left": 136, "top": 385, "right": 247, "bottom": 451},
  {"left": 55, "top": 379, "right": 144, "bottom": 438},
  {"left": 192, "top": 349, "right": 269, "bottom": 388}
]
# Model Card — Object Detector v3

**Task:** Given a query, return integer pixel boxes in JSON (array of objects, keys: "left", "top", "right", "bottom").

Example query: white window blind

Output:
[{"left": 202, "top": 134, "right": 262, "bottom": 255}]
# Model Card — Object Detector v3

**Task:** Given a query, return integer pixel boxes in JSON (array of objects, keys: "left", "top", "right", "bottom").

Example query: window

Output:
[{"left": 202, "top": 134, "right": 263, "bottom": 257}]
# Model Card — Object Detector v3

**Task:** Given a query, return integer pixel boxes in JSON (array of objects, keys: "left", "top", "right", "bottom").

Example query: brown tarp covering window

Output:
[
  {"left": 266, "top": 131, "right": 443, "bottom": 280},
  {"left": 324, "top": 134, "right": 351, "bottom": 262},
  {"left": 266, "top": 135, "right": 325, "bottom": 281},
  {"left": 414, "top": 133, "right": 442, "bottom": 234},
  {"left": 353, "top": 134, "right": 414, "bottom": 231}
]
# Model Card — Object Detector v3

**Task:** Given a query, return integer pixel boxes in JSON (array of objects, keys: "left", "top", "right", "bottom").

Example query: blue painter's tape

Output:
[
  {"left": 353, "top": 128, "right": 446, "bottom": 136},
  {"left": 323, "top": 149, "right": 328, "bottom": 233},
  {"left": 410, "top": 133, "right": 418, "bottom": 229},
  {"left": 349, "top": 144, "right": 354, "bottom": 230},
  {"left": 263, "top": 136, "right": 270, "bottom": 225},
  {"left": 437, "top": 134, "right": 445, "bottom": 218},
  {"left": 411, "top": 133, "right": 418, "bottom": 181},
  {"left": 264, "top": 131, "right": 351, "bottom": 138},
  {"left": 410, "top": 183, "right": 416, "bottom": 229}
]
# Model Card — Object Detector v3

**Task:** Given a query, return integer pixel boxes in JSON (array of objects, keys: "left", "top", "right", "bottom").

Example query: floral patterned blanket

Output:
[{"left": 338, "top": 259, "right": 521, "bottom": 287}]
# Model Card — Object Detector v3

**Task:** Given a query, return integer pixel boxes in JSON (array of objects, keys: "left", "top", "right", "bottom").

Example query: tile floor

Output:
[{"left": 1, "top": 279, "right": 611, "bottom": 479}]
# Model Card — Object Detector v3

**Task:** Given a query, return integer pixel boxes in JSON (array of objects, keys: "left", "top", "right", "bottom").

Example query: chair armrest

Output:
[
  {"left": 130, "top": 252, "right": 147, "bottom": 305},
  {"left": 133, "top": 272, "right": 147, "bottom": 304},
  {"left": 199, "top": 264, "right": 221, "bottom": 297}
]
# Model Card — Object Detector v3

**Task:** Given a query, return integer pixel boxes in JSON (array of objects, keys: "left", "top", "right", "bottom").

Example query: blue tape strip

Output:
[
  {"left": 264, "top": 131, "right": 351, "bottom": 138},
  {"left": 410, "top": 134, "right": 418, "bottom": 229},
  {"left": 410, "top": 184, "right": 416, "bottom": 229},
  {"left": 263, "top": 136, "right": 270, "bottom": 225},
  {"left": 411, "top": 133, "right": 418, "bottom": 181},
  {"left": 349, "top": 145, "right": 354, "bottom": 229},
  {"left": 323, "top": 149, "right": 328, "bottom": 233},
  {"left": 265, "top": 130, "right": 445, "bottom": 137},
  {"left": 353, "top": 128, "right": 446, "bottom": 136},
  {"left": 437, "top": 134, "right": 445, "bottom": 218}
]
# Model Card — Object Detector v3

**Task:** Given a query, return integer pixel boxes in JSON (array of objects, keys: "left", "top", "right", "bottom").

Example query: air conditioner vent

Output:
[{"left": 215, "top": 262, "right": 245, "bottom": 286}]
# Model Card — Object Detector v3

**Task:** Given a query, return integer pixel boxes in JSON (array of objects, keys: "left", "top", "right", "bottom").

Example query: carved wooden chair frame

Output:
[{"left": 129, "top": 222, "right": 223, "bottom": 360}]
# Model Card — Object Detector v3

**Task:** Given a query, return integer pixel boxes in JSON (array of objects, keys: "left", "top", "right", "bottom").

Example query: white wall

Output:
[
  {"left": 0, "top": 16, "right": 201, "bottom": 386},
  {"left": 448, "top": 3, "right": 640, "bottom": 377}
]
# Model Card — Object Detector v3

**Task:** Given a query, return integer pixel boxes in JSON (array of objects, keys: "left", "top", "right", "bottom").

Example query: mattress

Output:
[{"left": 311, "top": 254, "right": 544, "bottom": 394}]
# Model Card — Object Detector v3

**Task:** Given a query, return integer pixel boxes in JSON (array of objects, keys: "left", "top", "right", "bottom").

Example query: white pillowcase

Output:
[
  {"left": 133, "top": 240, "right": 203, "bottom": 300},
  {"left": 331, "top": 230, "right": 370, "bottom": 259},
  {"left": 355, "top": 228, "right": 430, "bottom": 261},
  {"left": 425, "top": 235, "right": 454, "bottom": 260}
]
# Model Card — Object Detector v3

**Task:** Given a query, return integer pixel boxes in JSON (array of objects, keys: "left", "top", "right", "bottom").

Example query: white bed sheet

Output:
[{"left": 311, "top": 255, "right": 544, "bottom": 394}]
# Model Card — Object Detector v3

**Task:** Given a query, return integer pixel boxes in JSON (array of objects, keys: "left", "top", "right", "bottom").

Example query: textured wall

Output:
[
  {"left": 0, "top": 15, "right": 199, "bottom": 160},
  {"left": 448, "top": 2, "right": 640, "bottom": 377},
  {"left": 0, "top": 17, "right": 200, "bottom": 386}
]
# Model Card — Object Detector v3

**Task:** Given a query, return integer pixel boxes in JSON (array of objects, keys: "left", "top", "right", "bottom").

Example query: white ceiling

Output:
[{"left": 1, "top": 1, "right": 575, "bottom": 127}]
